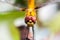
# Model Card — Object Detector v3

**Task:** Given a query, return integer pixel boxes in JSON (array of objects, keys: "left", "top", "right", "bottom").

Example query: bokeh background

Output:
[{"left": 0, "top": 0, "right": 60, "bottom": 40}]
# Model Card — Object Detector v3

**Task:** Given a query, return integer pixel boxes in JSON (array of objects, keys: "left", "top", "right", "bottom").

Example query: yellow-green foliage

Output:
[
  {"left": 48, "top": 11, "right": 60, "bottom": 34},
  {"left": 9, "top": 21, "right": 20, "bottom": 40},
  {"left": 0, "top": 10, "right": 25, "bottom": 40}
]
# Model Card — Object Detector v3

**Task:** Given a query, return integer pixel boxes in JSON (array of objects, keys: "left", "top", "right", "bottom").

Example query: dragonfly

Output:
[{"left": 0, "top": 0, "right": 50, "bottom": 40}]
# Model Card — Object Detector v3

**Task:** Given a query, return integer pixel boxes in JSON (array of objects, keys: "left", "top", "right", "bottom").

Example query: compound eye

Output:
[
  {"left": 25, "top": 16, "right": 31, "bottom": 23},
  {"left": 25, "top": 16, "right": 36, "bottom": 24},
  {"left": 31, "top": 17, "right": 36, "bottom": 23}
]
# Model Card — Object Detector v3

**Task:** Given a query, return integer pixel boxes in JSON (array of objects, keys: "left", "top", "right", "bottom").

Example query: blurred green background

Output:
[
  {"left": 0, "top": 10, "right": 25, "bottom": 40},
  {"left": 0, "top": 0, "right": 49, "bottom": 40}
]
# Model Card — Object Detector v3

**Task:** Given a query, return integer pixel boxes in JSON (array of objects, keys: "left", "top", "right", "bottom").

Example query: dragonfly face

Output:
[{"left": 25, "top": 0, "right": 37, "bottom": 27}]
